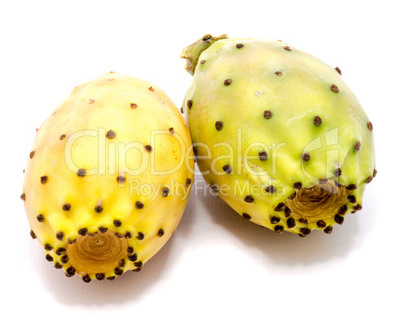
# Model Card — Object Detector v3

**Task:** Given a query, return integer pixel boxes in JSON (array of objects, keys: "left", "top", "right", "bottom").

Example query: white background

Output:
[{"left": 1, "top": 1, "right": 401, "bottom": 321}]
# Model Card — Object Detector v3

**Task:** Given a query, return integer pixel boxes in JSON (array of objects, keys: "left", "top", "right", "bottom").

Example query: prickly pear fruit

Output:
[
  {"left": 22, "top": 72, "right": 194, "bottom": 281},
  {"left": 181, "top": 35, "right": 375, "bottom": 236}
]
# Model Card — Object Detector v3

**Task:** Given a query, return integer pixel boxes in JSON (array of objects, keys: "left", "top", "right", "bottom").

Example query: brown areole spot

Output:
[
  {"left": 56, "top": 231, "right": 65, "bottom": 241},
  {"left": 244, "top": 195, "right": 254, "bottom": 203},
  {"left": 367, "top": 121, "right": 373, "bottom": 131},
  {"left": 187, "top": 100, "right": 193, "bottom": 109},
  {"left": 270, "top": 216, "right": 280, "bottom": 224},
  {"left": 62, "top": 203, "right": 71, "bottom": 211},
  {"left": 78, "top": 228, "right": 88, "bottom": 236},
  {"left": 68, "top": 238, "right": 77, "bottom": 244},
  {"left": 113, "top": 219, "right": 122, "bottom": 228},
  {"left": 302, "top": 153, "right": 311, "bottom": 162},
  {"left": 215, "top": 121, "right": 223, "bottom": 131},
  {"left": 274, "top": 225, "right": 284, "bottom": 233},
  {"left": 30, "top": 230, "right": 36, "bottom": 239},
  {"left": 55, "top": 248, "right": 66, "bottom": 256},
  {"left": 128, "top": 253, "right": 138, "bottom": 262},
  {"left": 99, "top": 226, "right": 108, "bottom": 233},
  {"left": 44, "top": 243, "right": 53, "bottom": 251},
  {"left": 82, "top": 275, "right": 91, "bottom": 283},
  {"left": 353, "top": 141, "right": 361, "bottom": 151},
  {"left": 106, "top": 130, "right": 116, "bottom": 139},
  {"left": 94, "top": 200, "right": 103, "bottom": 213},
  {"left": 115, "top": 232, "right": 124, "bottom": 238},
  {"left": 275, "top": 71, "right": 283, "bottom": 76},
  {"left": 116, "top": 174, "right": 126, "bottom": 183},
  {"left": 223, "top": 164, "right": 232, "bottom": 174},
  {"left": 334, "top": 214, "right": 344, "bottom": 225},
  {"left": 284, "top": 46, "right": 291, "bottom": 51},
  {"left": 299, "top": 218, "right": 308, "bottom": 225},
  {"left": 263, "top": 110, "right": 273, "bottom": 119},
  {"left": 144, "top": 145, "right": 152, "bottom": 152},
  {"left": 131, "top": 103, "right": 138, "bottom": 109},
  {"left": 300, "top": 228, "right": 311, "bottom": 236},
  {"left": 333, "top": 168, "right": 342, "bottom": 177},
  {"left": 77, "top": 169, "right": 86, "bottom": 177},
  {"left": 149, "top": 86, "right": 154, "bottom": 92},
  {"left": 61, "top": 255, "right": 69, "bottom": 264},
  {"left": 293, "top": 182, "right": 302, "bottom": 190},
  {"left": 224, "top": 79, "right": 232, "bottom": 86},
  {"left": 135, "top": 201, "right": 144, "bottom": 209},
  {"left": 338, "top": 204, "right": 348, "bottom": 215},
  {"left": 330, "top": 84, "right": 339, "bottom": 93},
  {"left": 66, "top": 266, "right": 76, "bottom": 277},
  {"left": 46, "top": 254, "right": 53, "bottom": 262},
  {"left": 157, "top": 229, "right": 165, "bottom": 237},
  {"left": 210, "top": 184, "right": 219, "bottom": 193},
  {"left": 118, "top": 259, "right": 125, "bottom": 267},
  {"left": 37, "top": 214, "right": 45, "bottom": 222},
  {"left": 347, "top": 195, "right": 357, "bottom": 203},
  {"left": 96, "top": 273, "right": 105, "bottom": 280},
  {"left": 242, "top": 213, "right": 251, "bottom": 220},
  {"left": 30, "top": 150, "right": 35, "bottom": 159},
  {"left": 316, "top": 220, "right": 326, "bottom": 228},
  {"left": 335, "top": 67, "right": 342, "bottom": 75},
  {"left": 313, "top": 116, "right": 322, "bottom": 126},
  {"left": 236, "top": 43, "right": 244, "bottom": 49},
  {"left": 114, "top": 267, "right": 123, "bottom": 275},
  {"left": 324, "top": 226, "right": 333, "bottom": 234},
  {"left": 200, "top": 60, "right": 206, "bottom": 64},
  {"left": 134, "top": 261, "right": 143, "bottom": 268},
  {"left": 161, "top": 187, "right": 169, "bottom": 197},
  {"left": 54, "top": 262, "right": 63, "bottom": 269},
  {"left": 259, "top": 151, "right": 268, "bottom": 161},
  {"left": 274, "top": 203, "right": 285, "bottom": 212},
  {"left": 265, "top": 185, "right": 276, "bottom": 194},
  {"left": 60, "top": 134, "right": 66, "bottom": 140},
  {"left": 186, "top": 178, "right": 192, "bottom": 187},
  {"left": 287, "top": 218, "right": 296, "bottom": 228}
]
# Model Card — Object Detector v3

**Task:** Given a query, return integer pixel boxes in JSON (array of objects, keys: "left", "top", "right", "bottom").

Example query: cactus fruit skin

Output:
[
  {"left": 181, "top": 35, "right": 375, "bottom": 236},
  {"left": 22, "top": 72, "right": 194, "bottom": 281}
]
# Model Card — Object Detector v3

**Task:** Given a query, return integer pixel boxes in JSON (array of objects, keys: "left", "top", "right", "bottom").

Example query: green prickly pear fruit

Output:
[
  {"left": 22, "top": 72, "right": 194, "bottom": 281},
  {"left": 181, "top": 34, "right": 375, "bottom": 236}
]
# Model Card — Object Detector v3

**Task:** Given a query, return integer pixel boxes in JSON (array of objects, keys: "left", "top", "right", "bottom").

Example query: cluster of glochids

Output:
[
  {"left": 21, "top": 73, "right": 194, "bottom": 282},
  {"left": 181, "top": 34, "right": 376, "bottom": 237}
]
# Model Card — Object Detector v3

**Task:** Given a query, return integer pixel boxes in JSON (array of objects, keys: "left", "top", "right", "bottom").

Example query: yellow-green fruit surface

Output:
[
  {"left": 22, "top": 72, "right": 194, "bottom": 281},
  {"left": 182, "top": 35, "right": 375, "bottom": 236}
]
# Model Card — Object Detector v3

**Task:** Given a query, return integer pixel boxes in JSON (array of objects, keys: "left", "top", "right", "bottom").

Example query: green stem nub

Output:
[{"left": 180, "top": 34, "right": 229, "bottom": 75}]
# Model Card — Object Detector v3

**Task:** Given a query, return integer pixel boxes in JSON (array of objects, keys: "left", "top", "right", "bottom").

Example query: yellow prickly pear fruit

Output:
[
  {"left": 22, "top": 72, "right": 194, "bottom": 281},
  {"left": 181, "top": 35, "right": 375, "bottom": 236}
]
